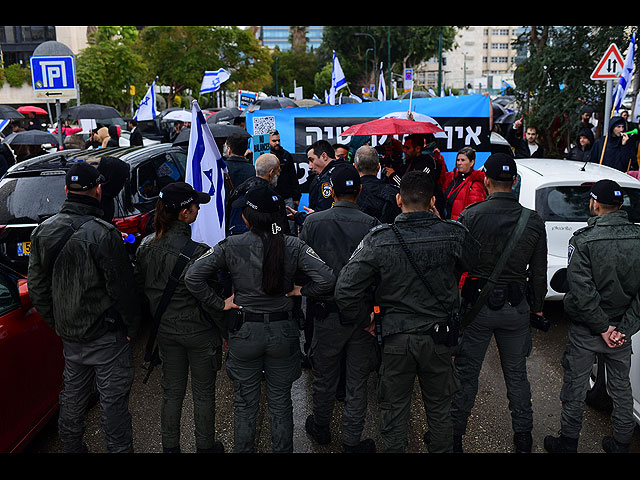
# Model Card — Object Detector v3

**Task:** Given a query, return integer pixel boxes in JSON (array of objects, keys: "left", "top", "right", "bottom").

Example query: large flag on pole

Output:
[
  {"left": 134, "top": 77, "right": 158, "bottom": 121},
  {"left": 377, "top": 62, "right": 386, "bottom": 101},
  {"left": 328, "top": 51, "right": 348, "bottom": 105},
  {"left": 185, "top": 100, "right": 228, "bottom": 247},
  {"left": 613, "top": 31, "right": 636, "bottom": 114},
  {"left": 200, "top": 68, "right": 231, "bottom": 95}
]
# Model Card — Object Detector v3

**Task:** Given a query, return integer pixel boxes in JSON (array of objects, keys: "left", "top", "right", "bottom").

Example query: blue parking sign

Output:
[{"left": 30, "top": 55, "right": 76, "bottom": 97}]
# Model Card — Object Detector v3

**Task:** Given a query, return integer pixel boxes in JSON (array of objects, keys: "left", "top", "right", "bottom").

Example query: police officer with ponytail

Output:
[
  {"left": 185, "top": 184, "right": 335, "bottom": 453},
  {"left": 134, "top": 182, "right": 225, "bottom": 454}
]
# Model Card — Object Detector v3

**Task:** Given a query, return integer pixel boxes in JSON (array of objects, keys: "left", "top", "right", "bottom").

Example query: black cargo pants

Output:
[{"left": 58, "top": 328, "right": 135, "bottom": 453}]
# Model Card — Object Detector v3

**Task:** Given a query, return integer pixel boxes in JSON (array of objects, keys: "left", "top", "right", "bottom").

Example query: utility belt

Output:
[
  {"left": 461, "top": 277, "right": 526, "bottom": 311},
  {"left": 226, "top": 309, "right": 290, "bottom": 333}
]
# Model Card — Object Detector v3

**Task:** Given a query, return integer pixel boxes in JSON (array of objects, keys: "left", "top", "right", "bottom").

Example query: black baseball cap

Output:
[
  {"left": 66, "top": 162, "right": 105, "bottom": 192},
  {"left": 590, "top": 179, "right": 624, "bottom": 205},
  {"left": 482, "top": 153, "right": 517, "bottom": 181},
  {"left": 330, "top": 164, "right": 361, "bottom": 195},
  {"left": 231, "top": 184, "right": 283, "bottom": 213},
  {"left": 159, "top": 182, "right": 211, "bottom": 212}
]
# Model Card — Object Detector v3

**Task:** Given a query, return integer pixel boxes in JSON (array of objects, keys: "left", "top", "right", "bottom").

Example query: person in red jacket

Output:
[{"left": 442, "top": 147, "right": 486, "bottom": 221}]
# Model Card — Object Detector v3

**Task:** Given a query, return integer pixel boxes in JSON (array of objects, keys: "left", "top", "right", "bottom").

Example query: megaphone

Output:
[{"left": 624, "top": 128, "right": 638, "bottom": 135}]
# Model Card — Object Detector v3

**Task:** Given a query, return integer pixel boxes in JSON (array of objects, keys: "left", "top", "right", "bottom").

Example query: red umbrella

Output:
[
  {"left": 17, "top": 105, "right": 48, "bottom": 115},
  {"left": 339, "top": 117, "right": 444, "bottom": 137}
]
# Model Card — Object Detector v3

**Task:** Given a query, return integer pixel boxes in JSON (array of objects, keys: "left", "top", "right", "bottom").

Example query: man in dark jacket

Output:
[
  {"left": 128, "top": 119, "right": 144, "bottom": 147},
  {"left": 270, "top": 130, "right": 301, "bottom": 212},
  {"left": 451, "top": 153, "right": 547, "bottom": 454},
  {"left": 566, "top": 127, "right": 594, "bottom": 163},
  {"left": 27, "top": 162, "right": 140, "bottom": 453},
  {"left": 590, "top": 116, "right": 637, "bottom": 172},
  {"left": 545, "top": 180, "right": 640, "bottom": 454},
  {"left": 507, "top": 118, "right": 545, "bottom": 158},
  {"left": 335, "top": 170, "right": 479, "bottom": 453},
  {"left": 300, "top": 164, "right": 380, "bottom": 453},
  {"left": 353, "top": 145, "right": 401, "bottom": 223},
  {"left": 223, "top": 133, "right": 255, "bottom": 189},
  {"left": 307, "top": 139, "right": 346, "bottom": 212}
]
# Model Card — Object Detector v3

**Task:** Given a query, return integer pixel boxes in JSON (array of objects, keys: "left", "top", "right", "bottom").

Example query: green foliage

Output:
[
  {"left": 76, "top": 26, "right": 149, "bottom": 114},
  {"left": 4, "top": 63, "right": 29, "bottom": 87},
  {"left": 137, "top": 26, "right": 272, "bottom": 107},
  {"left": 512, "top": 26, "right": 634, "bottom": 157},
  {"left": 267, "top": 47, "right": 321, "bottom": 98}
]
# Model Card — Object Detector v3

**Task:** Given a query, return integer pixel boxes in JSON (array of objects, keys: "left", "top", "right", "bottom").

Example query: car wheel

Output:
[{"left": 585, "top": 353, "right": 613, "bottom": 412}]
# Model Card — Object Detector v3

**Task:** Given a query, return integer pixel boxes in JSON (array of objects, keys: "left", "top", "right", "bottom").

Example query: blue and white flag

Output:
[
  {"left": 134, "top": 77, "right": 158, "bottom": 121},
  {"left": 0, "top": 119, "right": 9, "bottom": 133},
  {"left": 200, "top": 68, "right": 231, "bottom": 95},
  {"left": 377, "top": 63, "right": 386, "bottom": 102},
  {"left": 328, "top": 51, "right": 348, "bottom": 105},
  {"left": 613, "top": 32, "right": 636, "bottom": 114},
  {"left": 185, "top": 100, "right": 228, "bottom": 247}
]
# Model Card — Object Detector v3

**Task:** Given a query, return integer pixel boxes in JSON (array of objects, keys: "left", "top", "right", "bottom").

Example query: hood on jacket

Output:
[
  {"left": 609, "top": 116, "right": 627, "bottom": 135},
  {"left": 577, "top": 126, "right": 595, "bottom": 145},
  {"left": 97, "top": 156, "right": 129, "bottom": 199}
]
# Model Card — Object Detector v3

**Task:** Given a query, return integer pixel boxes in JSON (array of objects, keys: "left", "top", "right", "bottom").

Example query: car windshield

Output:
[
  {"left": 0, "top": 174, "right": 67, "bottom": 224},
  {"left": 536, "top": 185, "right": 640, "bottom": 223}
]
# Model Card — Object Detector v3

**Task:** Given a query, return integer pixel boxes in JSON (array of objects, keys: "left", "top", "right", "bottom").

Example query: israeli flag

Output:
[
  {"left": 613, "top": 32, "right": 636, "bottom": 114},
  {"left": 328, "top": 51, "right": 347, "bottom": 105},
  {"left": 377, "top": 62, "right": 386, "bottom": 102},
  {"left": 0, "top": 119, "right": 9, "bottom": 133},
  {"left": 134, "top": 77, "right": 158, "bottom": 121},
  {"left": 200, "top": 69, "right": 230, "bottom": 95},
  {"left": 185, "top": 100, "right": 228, "bottom": 247}
]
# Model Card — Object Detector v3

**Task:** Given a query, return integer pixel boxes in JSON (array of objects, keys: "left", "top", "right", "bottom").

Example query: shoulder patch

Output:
[
  {"left": 567, "top": 243, "right": 575, "bottom": 264},
  {"left": 369, "top": 223, "right": 391, "bottom": 234},
  {"left": 572, "top": 224, "right": 594, "bottom": 237},
  {"left": 306, "top": 246, "right": 325, "bottom": 263}
]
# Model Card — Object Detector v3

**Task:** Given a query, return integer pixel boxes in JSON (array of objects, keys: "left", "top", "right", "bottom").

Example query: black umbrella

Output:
[
  {"left": 255, "top": 96, "right": 298, "bottom": 110},
  {"left": 172, "top": 125, "right": 250, "bottom": 146},
  {"left": 0, "top": 105, "right": 25, "bottom": 119},
  {"left": 396, "top": 90, "right": 434, "bottom": 100},
  {"left": 207, "top": 107, "right": 244, "bottom": 124},
  {"left": 2, "top": 130, "right": 60, "bottom": 145},
  {"left": 60, "top": 103, "right": 122, "bottom": 120}
]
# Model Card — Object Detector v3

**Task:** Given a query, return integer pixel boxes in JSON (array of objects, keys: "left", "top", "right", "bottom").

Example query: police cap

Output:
[
  {"left": 232, "top": 184, "right": 283, "bottom": 213},
  {"left": 330, "top": 163, "right": 361, "bottom": 195},
  {"left": 66, "top": 162, "right": 105, "bottom": 192},
  {"left": 483, "top": 153, "right": 517, "bottom": 181},
  {"left": 160, "top": 181, "right": 211, "bottom": 212},
  {"left": 590, "top": 179, "right": 624, "bottom": 206}
]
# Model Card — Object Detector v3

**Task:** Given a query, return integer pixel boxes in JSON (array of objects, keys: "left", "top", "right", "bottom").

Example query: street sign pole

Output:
[{"left": 605, "top": 79, "right": 613, "bottom": 134}]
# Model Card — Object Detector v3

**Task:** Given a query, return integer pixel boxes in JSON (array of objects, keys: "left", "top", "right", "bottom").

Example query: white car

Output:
[
  {"left": 513, "top": 158, "right": 640, "bottom": 425},
  {"left": 513, "top": 158, "right": 640, "bottom": 300}
]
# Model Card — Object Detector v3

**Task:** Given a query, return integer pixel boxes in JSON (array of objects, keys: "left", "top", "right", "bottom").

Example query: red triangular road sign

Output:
[{"left": 591, "top": 44, "right": 625, "bottom": 80}]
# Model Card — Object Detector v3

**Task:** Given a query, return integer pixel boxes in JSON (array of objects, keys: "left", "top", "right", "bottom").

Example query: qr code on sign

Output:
[{"left": 253, "top": 116, "right": 276, "bottom": 135}]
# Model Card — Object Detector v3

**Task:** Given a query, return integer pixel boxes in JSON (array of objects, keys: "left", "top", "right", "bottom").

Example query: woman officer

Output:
[
  {"left": 134, "top": 182, "right": 225, "bottom": 453},
  {"left": 185, "top": 184, "right": 335, "bottom": 453}
]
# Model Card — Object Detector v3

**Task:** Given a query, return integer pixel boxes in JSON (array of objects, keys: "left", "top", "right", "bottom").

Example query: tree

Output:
[
  {"left": 137, "top": 26, "right": 272, "bottom": 108},
  {"left": 316, "top": 26, "right": 462, "bottom": 95},
  {"left": 75, "top": 26, "right": 149, "bottom": 114},
  {"left": 512, "top": 26, "right": 634, "bottom": 157}
]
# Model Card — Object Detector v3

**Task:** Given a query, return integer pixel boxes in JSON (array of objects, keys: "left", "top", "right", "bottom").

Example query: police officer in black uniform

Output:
[
  {"left": 300, "top": 164, "right": 380, "bottom": 453},
  {"left": 450, "top": 153, "right": 548, "bottom": 453},
  {"left": 307, "top": 139, "right": 347, "bottom": 213}
]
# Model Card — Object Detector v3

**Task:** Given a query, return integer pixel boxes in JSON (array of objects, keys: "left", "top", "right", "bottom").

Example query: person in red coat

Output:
[{"left": 442, "top": 147, "right": 486, "bottom": 221}]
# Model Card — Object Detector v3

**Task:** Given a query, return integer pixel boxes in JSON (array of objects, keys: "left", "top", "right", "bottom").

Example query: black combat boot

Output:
[
  {"left": 543, "top": 434, "right": 578, "bottom": 453},
  {"left": 305, "top": 415, "right": 331, "bottom": 445},
  {"left": 342, "top": 438, "right": 376, "bottom": 453},
  {"left": 196, "top": 441, "right": 225, "bottom": 453},
  {"left": 514, "top": 432, "right": 532, "bottom": 453},
  {"left": 602, "top": 436, "right": 630, "bottom": 453}
]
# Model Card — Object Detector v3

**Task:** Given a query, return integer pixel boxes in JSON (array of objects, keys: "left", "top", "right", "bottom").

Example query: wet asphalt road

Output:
[{"left": 24, "top": 300, "right": 640, "bottom": 454}]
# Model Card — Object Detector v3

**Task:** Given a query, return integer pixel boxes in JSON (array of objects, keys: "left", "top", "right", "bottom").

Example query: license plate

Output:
[{"left": 17, "top": 241, "right": 30, "bottom": 256}]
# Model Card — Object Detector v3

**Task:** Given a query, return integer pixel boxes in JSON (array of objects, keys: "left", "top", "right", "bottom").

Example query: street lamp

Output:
[{"left": 354, "top": 32, "right": 377, "bottom": 90}]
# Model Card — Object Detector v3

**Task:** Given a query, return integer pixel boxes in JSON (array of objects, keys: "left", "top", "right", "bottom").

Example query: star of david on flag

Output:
[
  {"left": 200, "top": 69, "right": 231, "bottom": 95},
  {"left": 134, "top": 77, "right": 158, "bottom": 121},
  {"left": 185, "top": 100, "right": 228, "bottom": 247}
]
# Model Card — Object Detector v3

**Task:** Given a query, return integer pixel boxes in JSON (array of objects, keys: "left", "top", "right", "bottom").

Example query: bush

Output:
[{"left": 4, "top": 63, "right": 29, "bottom": 87}]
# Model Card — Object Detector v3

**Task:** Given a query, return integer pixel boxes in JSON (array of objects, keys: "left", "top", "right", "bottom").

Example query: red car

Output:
[{"left": 0, "top": 263, "right": 63, "bottom": 453}]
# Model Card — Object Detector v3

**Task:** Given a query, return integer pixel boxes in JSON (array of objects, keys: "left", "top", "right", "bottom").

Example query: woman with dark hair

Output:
[
  {"left": 134, "top": 182, "right": 226, "bottom": 454},
  {"left": 184, "top": 184, "right": 335, "bottom": 453},
  {"left": 442, "top": 147, "right": 486, "bottom": 220}
]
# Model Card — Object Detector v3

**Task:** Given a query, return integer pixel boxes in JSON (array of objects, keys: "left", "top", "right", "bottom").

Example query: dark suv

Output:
[{"left": 0, "top": 144, "right": 188, "bottom": 274}]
